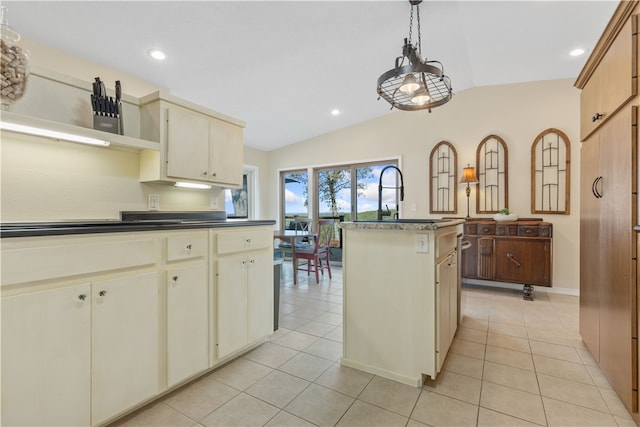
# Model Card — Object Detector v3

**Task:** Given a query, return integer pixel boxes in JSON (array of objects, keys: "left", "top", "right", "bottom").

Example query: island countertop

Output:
[{"left": 340, "top": 218, "right": 464, "bottom": 231}]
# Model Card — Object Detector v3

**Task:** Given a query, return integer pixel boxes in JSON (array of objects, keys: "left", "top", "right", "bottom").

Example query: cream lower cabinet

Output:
[
  {"left": 436, "top": 251, "right": 458, "bottom": 372},
  {"left": 1, "top": 233, "right": 161, "bottom": 426},
  {"left": 91, "top": 272, "right": 159, "bottom": 426},
  {"left": 166, "top": 264, "right": 208, "bottom": 386},
  {"left": 165, "top": 231, "right": 209, "bottom": 387},
  {"left": 214, "top": 227, "right": 273, "bottom": 360},
  {"left": 2, "top": 283, "right": 92, "bottom": 427}
]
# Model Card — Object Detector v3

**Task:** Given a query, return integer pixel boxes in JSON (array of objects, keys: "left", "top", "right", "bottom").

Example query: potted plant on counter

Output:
[{"left": 493, "top": 208, "right": 518, "bottom": 222}]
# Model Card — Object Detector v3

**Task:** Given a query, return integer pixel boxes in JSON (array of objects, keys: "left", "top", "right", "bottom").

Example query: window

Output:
[
  {"left": 280, "top": 169, "right": 309, "bottom": 228},
  {"left": 225, "top": 167, "right": 255, "bottom": 219}
]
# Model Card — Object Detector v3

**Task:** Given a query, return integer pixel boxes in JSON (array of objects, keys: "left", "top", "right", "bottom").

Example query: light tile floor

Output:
[{"left": 112, "top": 262, "right": 637, "bottom": 427}]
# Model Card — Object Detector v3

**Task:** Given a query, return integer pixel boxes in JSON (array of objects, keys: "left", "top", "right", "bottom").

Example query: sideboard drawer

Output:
[
  {"left": 518, "top": 225, "right": 539, "bottom": 237},
  {"left": 476, "top": 223, "right": 496, "bottom": 235}
]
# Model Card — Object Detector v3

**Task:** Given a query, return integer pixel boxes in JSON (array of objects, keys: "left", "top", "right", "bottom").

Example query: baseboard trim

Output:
[{"left": 462, "top": 279, "right": 579, "bottom": 297}]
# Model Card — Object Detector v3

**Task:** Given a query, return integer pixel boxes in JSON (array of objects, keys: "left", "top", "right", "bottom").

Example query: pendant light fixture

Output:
[{"left": 376, "top": 0, "right": 453, "bottom": 112}]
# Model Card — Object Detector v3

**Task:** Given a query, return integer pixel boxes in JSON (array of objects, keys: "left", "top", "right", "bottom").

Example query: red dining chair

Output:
[{"left": 292, "top": 219, "right": 334, "bottom": 285}]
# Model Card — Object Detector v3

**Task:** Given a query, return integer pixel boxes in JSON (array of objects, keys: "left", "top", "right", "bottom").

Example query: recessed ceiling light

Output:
[
  {"left": 569, "top": 48, "right": 586, "bottom": 57},
  {"left": 331, "top": 109, "right": 341, "bottom": 116},
  {"left": 148, "top": 49, "right": 166, "bottom": 60}
]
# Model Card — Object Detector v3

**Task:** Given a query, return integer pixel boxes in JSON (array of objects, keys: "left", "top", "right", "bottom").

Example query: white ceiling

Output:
[{"left": 4, "top": 1, "right": 618, "bottom": 151}]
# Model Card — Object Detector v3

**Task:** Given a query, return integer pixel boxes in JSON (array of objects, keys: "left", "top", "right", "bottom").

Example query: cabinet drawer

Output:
[
  {"left": 436, "top": 231, "right": 457, "bottom": 259},
  {"left": 216, "top": 228, "right": 272, "bottom": 255},
  {"left": 2, "top": 237, "right": 159, "bottom": 286},
  {"left": 476, "top": 223, "right": 496, "bottom": 235},
  {"left": 463, "top": 223, "right": 477, "bottom": 235},
  {"left": 517, "top": 225, "right": 539, "bottom": 237},
  {"left": 166, "top": 231, "right": 208, "bottom": 261}
]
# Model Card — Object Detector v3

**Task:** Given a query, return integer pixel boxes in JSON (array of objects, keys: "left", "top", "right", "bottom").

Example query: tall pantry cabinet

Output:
[{"left": 576, "top": 1, "right": 639, "bottom": 418}]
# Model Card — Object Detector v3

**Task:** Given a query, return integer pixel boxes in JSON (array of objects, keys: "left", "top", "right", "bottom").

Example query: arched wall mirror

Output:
[
  {"left": 531, "top": 128, "right": 571, "bottom": 214},
  {"left": 476, "top": 134, "right": 509, "bottom": 213},
  {"left": 429, "top": 141, "right": 458, "bottom": 214}
]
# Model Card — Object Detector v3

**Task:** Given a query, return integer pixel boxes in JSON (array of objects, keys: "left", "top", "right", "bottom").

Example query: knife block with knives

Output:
[{"left": 91, "top": 77, "right": 123, "bottom": 135}]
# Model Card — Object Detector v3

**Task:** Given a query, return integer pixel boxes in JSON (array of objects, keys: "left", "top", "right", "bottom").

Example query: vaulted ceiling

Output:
[{"left": 5, "top": 1, "right": 618, "bottom": 150}]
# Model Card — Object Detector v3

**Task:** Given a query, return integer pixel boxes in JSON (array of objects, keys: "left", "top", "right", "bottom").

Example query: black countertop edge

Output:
[{"left": 0, "top": 220, "right": 276, "bottom": 238}]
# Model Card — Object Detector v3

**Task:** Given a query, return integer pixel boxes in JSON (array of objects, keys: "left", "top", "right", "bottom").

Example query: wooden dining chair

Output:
[{"left": 292, "top": 219, "right": 334, "bottom": 285}]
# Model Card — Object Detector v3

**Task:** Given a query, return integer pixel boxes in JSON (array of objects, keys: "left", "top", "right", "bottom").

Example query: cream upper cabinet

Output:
[
  {"left": 166, "top": 106, "right": 210, "bottom": 181},
  {"left": 139, "top": 91, "right": 245, "bottom": 187},
  {"left": 209, "top": 117, "right": 243, "bottom": 186},
  {"left": 1, "top": 283, "right": 92, "bottom": 427}
]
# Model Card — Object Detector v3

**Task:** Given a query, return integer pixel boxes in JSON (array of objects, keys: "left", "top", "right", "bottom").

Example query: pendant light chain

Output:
[{"left": 376, "top": 0, "right": 453, "bottom": 112}]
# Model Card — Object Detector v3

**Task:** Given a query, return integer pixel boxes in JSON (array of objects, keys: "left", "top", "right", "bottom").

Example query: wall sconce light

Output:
[
  {"left": 459, "top": 164, "right": 479, "bottom": 220},
  {"left": 0, "top": 121, "right": 110, "bottom": 146}
]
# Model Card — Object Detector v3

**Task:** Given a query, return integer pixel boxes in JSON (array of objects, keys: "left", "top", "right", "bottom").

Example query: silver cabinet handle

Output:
[
  {"left": 77, "top": 294, "right": 87, "bottom": 302},
  {"left": 99, "top": 290, "right": 107, "bottom": 297},
  {"left": 185, "top": 244, "right": 192, "bottom": 252},
  {"left": 246, "top": 238, "right": 252, "bottom": 243},
  {"left": 592, "top": 112, "right": 603, "bottom": 122},
  {"left": 210, "top": 172, "right": 217, "bottom": 177},
  {"left": 172, "top": 276, "right": 178, "bottom": 283}
]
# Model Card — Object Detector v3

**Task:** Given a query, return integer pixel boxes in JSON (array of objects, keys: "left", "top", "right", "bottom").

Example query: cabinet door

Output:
[
  {"left": 92, "top": 272, "right": 159, "bottom": 425},
  {"left": 597, "top": 106, "right": 637, "bottom": 411},
  {"left": 216, "top": 253, "right": 248, "bottom": 359},
  {"left": 209, "top": 118, "right": 243, "bottom": 186},
  {"left": 580, "top": 133, "right": 602, "bottom": 360},
  {"left": 166, "top": 106, "right": 210, "bottom": 181},
  {"left": 448, "top": 252, "right": 458, "bottom": 345},
  {"left": 247, "top": 250, "right": 274, "bottom": 343},
  {"left": 461, "top": 236, "right": 479, "bottom": 279},
  {"left": 493, "top": 238, "right": 551, "bottom": 286},
  {"left": 436, "top": 260, "right": 450, "bottom": 373},
  {"left": 167, "top": 263, "right": 209, "bottom": 387},
  {"left": 1, "top": 284, "right": 91, "bottom": 427}
]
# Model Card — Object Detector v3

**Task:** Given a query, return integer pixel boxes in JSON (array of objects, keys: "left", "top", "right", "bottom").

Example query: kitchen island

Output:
[{"left": 340, "top": 219, "right": 464, "bottom": 387}]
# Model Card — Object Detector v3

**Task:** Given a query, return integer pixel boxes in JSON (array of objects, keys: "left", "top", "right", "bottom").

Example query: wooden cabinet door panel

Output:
[
  {"left": 580, "top": 133, "right": 602, "bottom": 361},
  {"left": 92, "top": 272, "right": 159, "bottom": 425},
  {"left": 493, "top": 238, "right": 551, "bottom": 286},
  {"left": 461, "top": 236, "right": 478, "bottom": 279},
  {"left": 597, "top": 106, "right": 637, "bottom": 411},
  {"left": 1, "top": 284, "right": 91, "bottom": 427}
]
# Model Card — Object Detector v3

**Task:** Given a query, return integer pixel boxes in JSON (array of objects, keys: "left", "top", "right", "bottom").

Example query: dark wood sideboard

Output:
[{"left": 461, "top": 219, "right": 552, "bottom": 300}]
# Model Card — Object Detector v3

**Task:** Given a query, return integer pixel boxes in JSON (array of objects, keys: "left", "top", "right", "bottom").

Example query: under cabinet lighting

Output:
[
  {"left": 0, "top": 122, "right": 110, "bottom": 146},
  {"left": 175, "top": 182, "right": 212, "bottom": 190}
]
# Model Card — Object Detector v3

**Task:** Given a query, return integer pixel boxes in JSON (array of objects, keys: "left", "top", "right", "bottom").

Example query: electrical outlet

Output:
[
  {"left": 416, "top": 234, "right": 429, "bottom": 253},
  {"left": 211, "top": 195, "right": 219, "bottom": 210},
  {"left": 411, "top": 203, "right": 417, "bottom": 212},
  {"left": 149, "top": 194, "right": 159, "bottom": 211}
]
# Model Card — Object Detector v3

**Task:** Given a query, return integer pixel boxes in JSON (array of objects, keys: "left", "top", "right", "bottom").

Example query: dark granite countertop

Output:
[{"left": 1, "top": 211, "right": 276, "bottom": 238}]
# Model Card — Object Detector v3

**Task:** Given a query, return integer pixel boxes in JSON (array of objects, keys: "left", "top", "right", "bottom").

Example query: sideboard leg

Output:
[{"left": 523, "top": 284, "right": 534, "bottom": 301}]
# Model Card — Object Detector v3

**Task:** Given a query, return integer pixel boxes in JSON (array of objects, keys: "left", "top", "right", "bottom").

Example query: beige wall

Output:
[
  {"left": 2, "top": 37, "right": 581, "bottom": 293},
  {"left": 266, "top": 79, "right": 581, "bottom": 293}
]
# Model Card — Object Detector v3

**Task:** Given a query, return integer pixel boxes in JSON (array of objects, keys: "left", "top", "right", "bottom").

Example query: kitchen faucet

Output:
[{"left": 377, "top": 165, "right": 405, "bottom": 220}]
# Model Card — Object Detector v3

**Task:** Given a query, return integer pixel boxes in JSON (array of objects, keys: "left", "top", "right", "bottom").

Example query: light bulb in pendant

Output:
[
  {"left": 411, "top": 86, "right": 431, "bottom": 105},
  {"left": 399, "top": 73, "right": 419, "bottom": 95}
]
